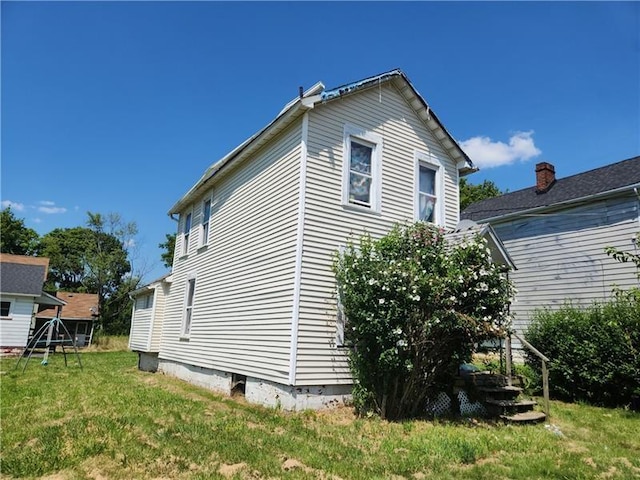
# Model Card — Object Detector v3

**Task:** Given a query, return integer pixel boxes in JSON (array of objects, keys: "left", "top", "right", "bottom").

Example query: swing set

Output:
[{"left": 14, "top": 317, "right": 83, "bottom": 372}]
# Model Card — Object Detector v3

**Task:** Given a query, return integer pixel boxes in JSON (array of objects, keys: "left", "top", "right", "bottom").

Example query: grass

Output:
[
  {"left": 83, "top": 334, "right": 129, "bottom": 352},
  {"left": 1, "top": 352, "right": 639, "bottom": 479}
]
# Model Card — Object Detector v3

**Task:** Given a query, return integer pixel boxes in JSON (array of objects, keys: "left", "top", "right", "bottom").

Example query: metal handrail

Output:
[{"left": 509, "top": 332, "right": 551, "bottom": 418}]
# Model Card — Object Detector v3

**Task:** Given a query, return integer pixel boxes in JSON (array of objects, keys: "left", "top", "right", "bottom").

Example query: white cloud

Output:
[
  {"left": 32, "top": 218, "right": 42, "bottom": 224},
  {"left": 38, "top": 200, "right": 56, "bottom": 206},
  {"left": 1, "top": 200, "right": 26, "bottom": 211},
  {"left": 38, "top": 206, "right": 67, "bottom": 214},
  {"left": 460, "top": 131, "right": 541, "bottom": 169}
]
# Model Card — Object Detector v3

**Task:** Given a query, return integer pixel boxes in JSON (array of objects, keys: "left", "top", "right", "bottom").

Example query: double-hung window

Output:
[
  {"left": 200, "top": 198, "right": 211, "bottom": 248},
  {"left": 182, "top": 276, "right": 196, "bottom": 337},
  {"left": 342, "top": 125, "right": 382, "bottom": 212},
  {"left": 182, "top": 212, "right": 192, "bottom": 256},
  {"left": 415, "top": 151, "right": 444, "bottom": 225},
  {"left": 0, "top": 301, "right": 11, "bottom": 318}
]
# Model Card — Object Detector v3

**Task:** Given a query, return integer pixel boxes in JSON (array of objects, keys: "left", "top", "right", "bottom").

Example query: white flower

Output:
[
  {"left": 396, "top": 339, "right": 407, "bottom": 347},
  {"left": 411, "top": 294, "right": 420, "bottom": 302},
  {"left": 449, "top": 296, "right": 457, "bottom": 302},
  {"left": 379, "top": 298, "right": 385, "bottom": 304},
  {"left": 393, "top": 327, "right": 403, "bottom": 335}
]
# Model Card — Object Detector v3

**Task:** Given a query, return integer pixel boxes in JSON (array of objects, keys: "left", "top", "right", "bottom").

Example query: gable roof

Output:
[
  {"left": 169, "top": 69, "right": 475, "bottom": 215},
  {"left": 461, "top": 156, "right": 640, "bottom": 222},
  {"left": 0, "top": 254, "right": 49, "bottom": 296},
  {"left": 38, "top": 292, "right": 99, "bottom": 320}
]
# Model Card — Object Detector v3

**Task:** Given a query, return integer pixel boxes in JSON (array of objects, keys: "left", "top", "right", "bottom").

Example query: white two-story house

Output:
[{"left": 130, "top": 69, "right": 482, "bottom": 409}]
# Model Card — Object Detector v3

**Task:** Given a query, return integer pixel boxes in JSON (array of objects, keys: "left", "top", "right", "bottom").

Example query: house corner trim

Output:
[{"left": 289, "top": 112, "right": 309, "bottom": 385}]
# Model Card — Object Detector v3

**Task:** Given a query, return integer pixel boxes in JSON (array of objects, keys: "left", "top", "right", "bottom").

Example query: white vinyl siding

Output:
[
  {"left": 0, "top": 296, "right": 35, "bottom": 348},
  {"left": 129, "top": 294, "right": 154, "bottom": 351},
  {"left": 491, "top": 193, "right": 640, "bottom": 349},
  {"left": 295, "top": 82, "right": 461, "bottom": 385},
  {"left": 159, "top": 121, "right": 302, "bottom": 384},
  {"left": 129, "top": 279, "right": 170, "bottom": 353}
]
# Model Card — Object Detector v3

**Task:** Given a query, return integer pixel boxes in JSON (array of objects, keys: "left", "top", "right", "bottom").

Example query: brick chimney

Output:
[{"left": 535, "top": 162, "right": 556, "bottom": 193}]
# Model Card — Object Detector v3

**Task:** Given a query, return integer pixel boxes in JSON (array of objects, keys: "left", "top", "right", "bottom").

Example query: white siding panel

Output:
[
  {"left": 159, "top": 122, "right": 302, "bottom": 384},
  {"left": 296, "top": 84, "right": 462, "bottom": 385},
  {"left": 0, "top": 296, "right": 34, "bottom": 348},
  {"left": 492, "top": 195, "right": 639, "bottom": 346},
  {"left": 129, "top": 298, "right": 153, "bottom": 351}
]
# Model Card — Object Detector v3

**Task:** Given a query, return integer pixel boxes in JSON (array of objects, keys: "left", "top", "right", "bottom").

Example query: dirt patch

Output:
[
  {"left": 583, "top": 457, "right": 597, "bottom": 469},
  {"left": 600, "top": 466, "right": 618, "bottom": 479},
  {"left": 565, "top": 441, "right": 588, "bottom": 454},
  {"left": 280, "top": 457, "right": 344, "bottom": 480},
  {"left": 312, "top": 406, "right": 356, "bottom": 426},
  {"left": 219, "top": 463, "right": 247, "bottom": 478}
]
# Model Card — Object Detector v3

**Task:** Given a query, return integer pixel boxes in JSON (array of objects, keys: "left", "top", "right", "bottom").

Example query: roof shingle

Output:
[{"left": 461, "top": 156, "right": 640, "bottom": 222}]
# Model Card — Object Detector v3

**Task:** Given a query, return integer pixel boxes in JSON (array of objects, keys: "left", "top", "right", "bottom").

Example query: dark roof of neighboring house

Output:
[
  {"left": 0, "top": 254, "right": 50, "bottom": 296},
  {"left": 38, "top": 292, "right": 99, "bottom": 320},
  {"left": 461, "top": 156, "right": 640, "bottom": 222}
]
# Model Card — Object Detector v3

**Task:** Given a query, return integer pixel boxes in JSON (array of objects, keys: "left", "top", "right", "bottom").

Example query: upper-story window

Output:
[
  {"left": 182, "top": 212, "right": 192, "bottom": 256},
  {"left": 414, "top": 151, "right": 444, "bottom": 225},
  {"left": 200, "top": 198, "right": 212, "bottom": 248},
  {"left": 0, "top": 301, "right": 11, "bottom": 318},
  {"left": 342, "top": 125, "right": 383, "bottom": 213}
]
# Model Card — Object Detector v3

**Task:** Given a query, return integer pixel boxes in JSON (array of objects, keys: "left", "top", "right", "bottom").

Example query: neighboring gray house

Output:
[
  {"left": 130, "top": 69, "right": 491, "bottom": 409},
  {"left": 0, "top": 254, "right": 65, "bottom": 351},
  {"left": 462, "top": 157, "right": 640, "bottom": 347}
]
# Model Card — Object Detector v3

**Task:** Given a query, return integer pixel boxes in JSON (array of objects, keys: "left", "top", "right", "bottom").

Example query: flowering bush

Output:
[{"left": 333, "top": 222, "right": 514, "bottom": 419}]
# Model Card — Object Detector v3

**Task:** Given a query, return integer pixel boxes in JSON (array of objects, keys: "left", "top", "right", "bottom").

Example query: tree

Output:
[
  {"left": 0, "top": 207, "right": 40, "bottom": 255},
  {"left": 39, "top": 212, "right": 140, "bottom": 334},
  {"left": 459, "top": 178, "right": 502, "bottom": 211},
  {"left": 159, "top": 233, "right": 176, "bottom": 269},
  {"left": 333, "top": 222, "right": 514, "bottom": 420}
]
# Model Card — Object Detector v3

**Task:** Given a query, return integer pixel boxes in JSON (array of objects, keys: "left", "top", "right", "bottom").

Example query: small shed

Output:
[{"left": 36, "top": 292, "right": 99, "bottom": 347}]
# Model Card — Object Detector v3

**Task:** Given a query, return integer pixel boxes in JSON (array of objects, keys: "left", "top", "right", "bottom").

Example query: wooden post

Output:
[
  {"left": 505, "top": 335, "right": 512, "bottom": 386},
  {"left": 542, "top": 359, "right": 550, "bottom": 418}
]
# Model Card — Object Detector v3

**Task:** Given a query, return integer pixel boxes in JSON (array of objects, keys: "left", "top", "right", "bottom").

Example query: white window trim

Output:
[
  {"left": 414, "top": 150, "right": 445, "bottom": 226},
  {"left": 180, "top": 273, "right": 197, "bottom": 339},
  {"left": 181, "top": 210, "right": 193, "bottom": 258},
  {"left": 199, "top": 194, "right": 212, "bottom": 249},
  {"left": 342, "top": 124, "right": 383, "bottom": 213}
]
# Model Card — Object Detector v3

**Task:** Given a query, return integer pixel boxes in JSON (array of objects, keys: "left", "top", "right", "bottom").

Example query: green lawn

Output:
[{"left": 1, "top": 351, "right": 638, "bottom": 479}]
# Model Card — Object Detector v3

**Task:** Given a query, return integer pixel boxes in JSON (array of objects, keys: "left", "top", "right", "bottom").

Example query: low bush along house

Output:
[
  {"left": 129, "top": 69, "right": 515, "bottom": 409},
  {"left": 0, "top": 254, "right": 65, "bottom": 352},
  {"left": 461, "top": 157, "right": 640, "bottom": 353}
]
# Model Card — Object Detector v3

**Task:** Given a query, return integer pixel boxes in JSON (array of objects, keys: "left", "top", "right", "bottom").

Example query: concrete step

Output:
[
  {"left": 485, "top": 399, "right": 537, "bottom": 408},
  {"left": 500, "top": 411, "right": 547, "bottom": 424}
]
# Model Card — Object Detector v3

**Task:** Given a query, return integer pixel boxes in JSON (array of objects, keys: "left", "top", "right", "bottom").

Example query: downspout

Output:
[{"left": 288, "top": 111, "right": 310, "bottom": 385}]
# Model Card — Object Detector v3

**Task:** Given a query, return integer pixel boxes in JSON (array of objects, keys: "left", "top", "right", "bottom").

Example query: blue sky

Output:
[{"left": 2, "top": 1, "right": 638, "bottom": 282}]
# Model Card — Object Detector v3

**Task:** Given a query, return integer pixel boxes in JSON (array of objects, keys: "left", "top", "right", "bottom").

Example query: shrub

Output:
[
  {"left": 524, "top": 290, "right": 640, "bottom": 407},
  {"left": 333, "top": 222, "right": 514, "bottom": 420}
]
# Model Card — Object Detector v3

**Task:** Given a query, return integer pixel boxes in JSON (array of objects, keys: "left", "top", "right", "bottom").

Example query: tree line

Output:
[{"left": 1, "top": 208, "right": 141, "bottom": 335}]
